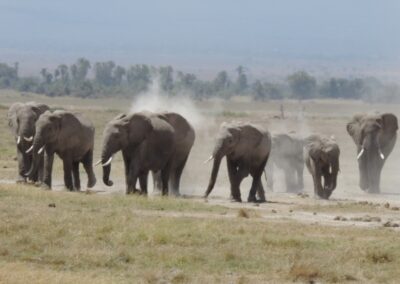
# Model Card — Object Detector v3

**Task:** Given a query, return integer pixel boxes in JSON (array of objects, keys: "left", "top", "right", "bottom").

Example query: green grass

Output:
[{"left": 1, "top": 184, "right": 400, "bottom": 283}]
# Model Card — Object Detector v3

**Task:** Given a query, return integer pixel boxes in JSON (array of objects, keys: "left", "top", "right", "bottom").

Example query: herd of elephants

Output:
[{"left": 7, "top": 102, "right": 398, "bottom": 202}]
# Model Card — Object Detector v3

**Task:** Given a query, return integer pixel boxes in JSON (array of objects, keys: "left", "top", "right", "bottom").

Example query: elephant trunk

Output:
[
  {"left": 24, "top": 136, "right": 43, "bottom": 179},
  {"left": 204, "top": 154, "right": 223, "bottom": 197},
  {"left": 362, "top": 134, "right": 382, "bottom": 193},
  {"left": 101, "top": 148, "right": 114, "bottom": 186}
]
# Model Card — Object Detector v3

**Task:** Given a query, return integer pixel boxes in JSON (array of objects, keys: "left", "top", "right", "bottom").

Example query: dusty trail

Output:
[{"left": 2, "top": 178, "right": 400, "bottom": 231}]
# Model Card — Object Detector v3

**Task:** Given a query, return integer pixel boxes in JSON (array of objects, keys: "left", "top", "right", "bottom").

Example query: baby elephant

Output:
[
  {"left": 304, "top": 135, "right": 340, "bottom": 199},
  {"left": 25, "top": 110, "right": 96, "bottom": 191}
]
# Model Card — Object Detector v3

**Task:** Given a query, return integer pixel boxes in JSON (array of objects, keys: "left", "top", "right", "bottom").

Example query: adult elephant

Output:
[
  {"left": 347, "top": 113, "right": 398, "bottom": 193},
  {"left": 7, "top": 102, "right": 50, "bottom": 183},
  {"left": 99, "top": 111, "right": 175, "bottom": 195},
  {"left": 25, "top": 110, "right": 96, "bottom": 191},
  {"left": 265, "top": 133, "right": 304, "bottom": 193},
  {"left": 152, "top": 112, "right": 195, "bottom": 196},
  {"left": 204, "top": 123, "right": 271, "bottom": 203},
  {"left": 304, "top": 135, "right": 340, "bottom": 199}
]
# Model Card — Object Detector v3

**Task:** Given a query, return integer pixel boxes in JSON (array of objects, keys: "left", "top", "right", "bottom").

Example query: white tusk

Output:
[
  {"left": 17, "top": 136, "right": 21, "bottom": 144},
  {"left": 329, "top": 165, "right": 332, "bottom": 174},
  {"left": 379, "top": 150, "right": 385, "bottom": 160},
  {"left": 94, "top": 160, "right": 102, "bottom": 166},
  {"left": 25, "top": 145, "right": 33, "bottom": 153},
  {"left": 24, "top": 136, "right": 34, "bottom": 142},
  {"left": 38, "top": 146, "right": 45, "bottom": 154},
  {"left": 102, "top": 157, "right": 113, "bottom": 167},
  {"left": 203, "top": 155, "right": 214, "bottom": 164},
  {"left": 357, "top": 148, "right": 365, "bottom": 160}
]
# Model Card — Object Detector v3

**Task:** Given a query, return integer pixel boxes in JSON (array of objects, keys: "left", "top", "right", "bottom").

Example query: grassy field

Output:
[
  {"left": 1, "top": 90, "right": 400, "bottom": 283},
  {"left": 1, "top": 184, "right": 400, "bottom": 283}
]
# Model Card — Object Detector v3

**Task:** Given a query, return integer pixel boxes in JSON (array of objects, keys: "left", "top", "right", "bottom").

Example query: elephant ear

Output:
[
  {"left": 380, "top": 113, "right": 398, "bottom": 135},
  {"left": 31, "top": 103, "right": 50, "bottom": 116},
  {"left": 48, "top": 113, "right": 63, "bottom": 130},
  {"left": 346, "top": 115, "right": 363, "bottom": 146}
]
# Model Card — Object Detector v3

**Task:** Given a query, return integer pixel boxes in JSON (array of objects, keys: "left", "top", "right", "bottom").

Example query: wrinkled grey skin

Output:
[
  {"left": 7, "top": 102, "right": 49, "bottom": 183},
  {"left": 347, "top": 113, "right": 398, "bottom": 193},
  {"left": 100, "top": 111, "right": 175, "bottom": 195},
  {"left": 25, "top": 110, "right": 96, "bottom": 191},
  {"left": 265, "top": 133, "right": 304, "bottom": 193},
  {"left": 204, "top": 123, "right": 271, "bottom": 203},
  {"left": 304, "top": 135, "right": 340, "bottom": 199},
  {"left": 152, "top": 112, "right": 195, "bottom": 196}
]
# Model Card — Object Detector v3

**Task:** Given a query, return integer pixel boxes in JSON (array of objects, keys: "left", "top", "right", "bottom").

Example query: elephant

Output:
[
  {"left": 347, "top": 113, "right": 398, "bottom": 193},
  {"left": 204, "top": 122, "right": 271, "bottom": 203},
  {"left": 152, "top": 112, "right": 195, "bottom": 196},
  {"left": 304, "top": 135, "right": 340, "bottom": 199},
  {"left": 99, "top": 111, "right": 175, "bottom": 195},
  {"left": 25, "top": 110, "right": 96, "bottom": 191},
  {"left": 7, "top": 102, "right": 50, "bottom": 183},
  {"left": 265, "top": 133, "right": 304, "bottom": 193}
]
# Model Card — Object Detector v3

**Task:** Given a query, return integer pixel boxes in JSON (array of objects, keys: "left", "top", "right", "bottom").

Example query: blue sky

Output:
[{"left": 0, "top": 0, "right": 399, "bottom": 70}]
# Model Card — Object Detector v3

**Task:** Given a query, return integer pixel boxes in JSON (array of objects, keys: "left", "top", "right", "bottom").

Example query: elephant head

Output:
[
  {"left": 8, "top": 102, "right": 49, "bottom": 149},
  {"left": 99, "top": 112, "right": 153, "bottom": 186},
  {"left": 347, "top": 113, "right": 398, "bottom": 193},
  {"left": 307, "top": 137, "right": 340, "bottom": 199},
  {"left": 204, "top": 124, "right": 263, "bottom": 197},
  {"left": 25, "top": 111, "right": 61, "bottom": 178}
]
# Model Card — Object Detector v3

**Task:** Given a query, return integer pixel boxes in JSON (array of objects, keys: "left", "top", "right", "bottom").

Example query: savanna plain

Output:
[{"left": 1, "top": 90, "right": 400, "bottom": 283}]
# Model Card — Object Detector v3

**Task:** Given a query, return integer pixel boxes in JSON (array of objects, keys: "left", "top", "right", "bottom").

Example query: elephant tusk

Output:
[
  {"left": 25, "top": 145, "right": 33, "bottom": 153},
  {"left": 94, "top": 160, "right": 102, "bottom": 166},
  {"left": 16, "top": 136, "right": 21, "bottom": 145},
  {"left": 329, "top": 165, "right": 332, "bottom": 174},
  {"left": 357, "top": 148, "right": 365, "bottom": 160},
  {"left": 203, "top": 155, "right": 214, "bottom": 164},
  {"left": 23, "top": 136, "right": 34, "bottom": 142},
  {"left": 379, "top": 150, "right": 385, "bottom": 160},
  {"left": 37, "top": 146, "right": 45, "bottom": 154},
  {"left": 102, "top": 157, "right": 113, "bottom": 167}
]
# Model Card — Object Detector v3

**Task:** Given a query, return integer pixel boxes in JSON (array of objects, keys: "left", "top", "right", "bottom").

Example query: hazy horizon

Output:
[{"left": 1, "top": 0, "right": 399, "bottom": 79}]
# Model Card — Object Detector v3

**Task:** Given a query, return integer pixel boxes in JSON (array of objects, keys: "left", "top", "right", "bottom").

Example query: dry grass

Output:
[{"left": 0, "top": 184, "right": 400, "bottom": 283}]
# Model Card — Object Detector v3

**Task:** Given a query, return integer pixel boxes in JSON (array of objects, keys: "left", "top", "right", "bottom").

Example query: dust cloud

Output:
[{"left": 130, "top": 79, "right": 205, "bottom": 130}]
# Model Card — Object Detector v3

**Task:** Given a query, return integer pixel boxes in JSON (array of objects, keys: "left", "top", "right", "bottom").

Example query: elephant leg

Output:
[
  {"left": 63, "top": 158, "right": 74, "bottom": 191},
  {"left": 127, "top": 160, "right": 139, "bottom": 195},
  {"left": 254, "top": 158, "right": 268, "bottom": 202},
  {"left": 16, "top": 149, "right": 26, "bottom": 183},
  {"left": 227, "top": 159, "right": 241, "bottom": 202},
  {"left": 42, "top": 153, "right": 54, "bottom": 189},
  {"left": 152, "top": 171, "right": 163, "bottom": 195},
  {"left": 249, "top": 168, "right": 265, "bottom": 203},
  {"left": 82, "top": 150, "right": 96, "bottom": 188},
  {"left": 161, "top": 161, "right": 172, "bottom": 196},
  {"left": 139, "top": 172, "right": 148, "bottom": 195},
  {"left": 169, "top": 156, "right": 188, "bottom": 197},
  {"left": 72, "top": 161, "right": 81, "bottom": 191}
]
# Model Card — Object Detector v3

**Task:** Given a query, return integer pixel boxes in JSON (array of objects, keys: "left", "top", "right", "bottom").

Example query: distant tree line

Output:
[{"left": 1, "top": 58, "right": 400, "bottom": 103}]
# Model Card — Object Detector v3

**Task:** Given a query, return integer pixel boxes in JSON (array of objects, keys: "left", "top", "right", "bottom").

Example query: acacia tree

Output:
[{"left": 287, "top": 71, "right": 316, "bottom": 100}]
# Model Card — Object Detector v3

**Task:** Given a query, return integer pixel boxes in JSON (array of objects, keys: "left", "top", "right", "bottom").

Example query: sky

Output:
[{"left": 0, "top": 0, "right": 399, "bottom": 75}]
